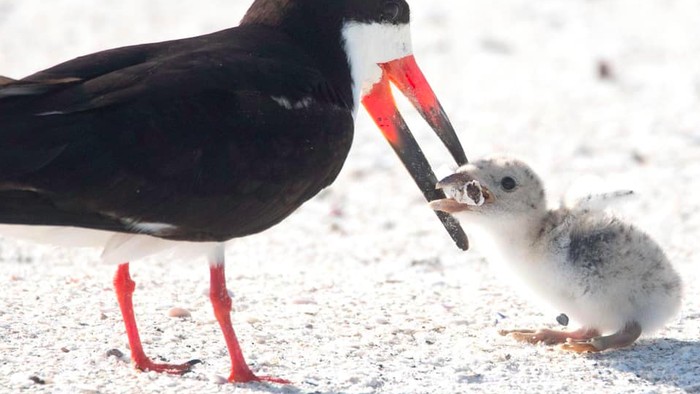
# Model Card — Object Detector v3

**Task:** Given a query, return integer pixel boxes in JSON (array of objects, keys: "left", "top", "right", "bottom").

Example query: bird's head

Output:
[
  {"left": 242, "top": 0, "right": 469, "bottom": 249},
  {"left": 431, "top": 157, "right": 548, "bottom": 224}
]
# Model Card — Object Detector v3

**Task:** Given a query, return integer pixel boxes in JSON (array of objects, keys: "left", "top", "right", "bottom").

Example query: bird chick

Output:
[{"left": 431, "top": 156, "right": 682, "bottom": 352}]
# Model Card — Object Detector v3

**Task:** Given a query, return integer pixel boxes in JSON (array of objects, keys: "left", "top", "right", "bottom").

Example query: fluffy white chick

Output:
[{"left": 431, "top": 156, "right": 682, "bottom": 352}]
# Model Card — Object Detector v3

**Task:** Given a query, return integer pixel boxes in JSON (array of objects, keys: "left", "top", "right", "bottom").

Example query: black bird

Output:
[{"left": 0, "top": 0, "right": 468, "bottom": 383}]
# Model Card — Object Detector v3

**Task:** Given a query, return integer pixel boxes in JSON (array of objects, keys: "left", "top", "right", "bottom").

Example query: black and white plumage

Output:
[
  {"left": 0, "top": 0, "right": 469, "bottom": 262},
  {"left": 0, "top": 0, "right": 470, "bottom": 382},
  {"left": 431, "top": 156, "right": 682, "bottom": 352}
]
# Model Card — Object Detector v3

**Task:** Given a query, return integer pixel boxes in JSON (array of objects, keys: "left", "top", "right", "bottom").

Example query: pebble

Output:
[
  {"left": 597, "top": 60, "right": 614, "bottom": 80},
  {"left": 376, "top": 317, "right": 390, "bottom": 325},
  {"left": 293, "top": 297, "right": 317, "bottom": 305},
  {"left": 106, "top": 348, "right": 124, "bottom": 358},
  {"left": 167, "top": 307, "right": 191, "bottom": 318},
  {"left": 556, "top": 313, "right": 569, "bottom": 326}
]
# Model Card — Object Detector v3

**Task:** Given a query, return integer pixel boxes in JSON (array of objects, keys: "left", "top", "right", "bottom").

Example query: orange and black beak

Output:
[{"left": 362, "top": 55, "right": 469, "bottom": 250}]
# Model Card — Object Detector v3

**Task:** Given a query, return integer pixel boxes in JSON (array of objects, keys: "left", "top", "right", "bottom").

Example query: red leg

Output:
[
  {"left": 209, "top": 256, "right": 289, "bottom": 384},
  {"left": 114, "top": 262, "right": 198, "bottom": 374}
]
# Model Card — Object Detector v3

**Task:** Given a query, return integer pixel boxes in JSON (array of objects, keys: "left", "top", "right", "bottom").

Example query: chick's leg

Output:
[{"left": 561, "top": 321, "right": 641, "bottom": 353}]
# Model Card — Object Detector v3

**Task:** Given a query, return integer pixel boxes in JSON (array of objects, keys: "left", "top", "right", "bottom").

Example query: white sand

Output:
[{"left": 1, "top": 1, "right": 699, "bottom": 393}]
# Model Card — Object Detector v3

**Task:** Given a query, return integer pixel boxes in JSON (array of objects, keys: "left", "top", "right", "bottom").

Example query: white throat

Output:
[
  {"left": 462, "top": 214, "right": 544, "bottom": 263},
  {"left": 341, "top": 21, "right": 413, "bottom": 116}
]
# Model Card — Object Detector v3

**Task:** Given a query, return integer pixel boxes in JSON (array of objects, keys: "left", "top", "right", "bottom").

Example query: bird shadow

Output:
[
  {"left": 585, "top": 338, "right": 700, "bottom": 391},
  {"left": 240, "top": 381, "right": 348, "bottom": 394}
]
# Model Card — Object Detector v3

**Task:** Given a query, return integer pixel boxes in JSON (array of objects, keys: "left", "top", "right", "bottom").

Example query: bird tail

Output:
[
  {"left": 0, "top": 75, "right": 31, "bottom": 98},
  {"left": 0, "top": 75, "right": 16, "bottom": 84},
  {"left": 0, "top": 75, "right": 81, "bottom": 99}
]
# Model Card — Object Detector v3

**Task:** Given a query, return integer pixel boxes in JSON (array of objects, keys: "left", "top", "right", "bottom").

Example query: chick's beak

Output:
[
  {"left": 432, "top": 172, "right": 474, "bottom": 213},
  {"left": 362, "top": 55, "right": 469, "bottom": 250},
  {"left": 429, "top": 198, "right": 471, "bottom": 214}
]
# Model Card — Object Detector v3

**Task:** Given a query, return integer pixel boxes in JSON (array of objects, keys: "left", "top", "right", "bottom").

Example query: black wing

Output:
[{"left": 0, "top": 26, "right": 354, "bottom": 241}]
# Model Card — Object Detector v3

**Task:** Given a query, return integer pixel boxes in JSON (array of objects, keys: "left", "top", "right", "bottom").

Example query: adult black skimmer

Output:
[{"left": 0, "top": 0, "right": 468, "bottom": 383}]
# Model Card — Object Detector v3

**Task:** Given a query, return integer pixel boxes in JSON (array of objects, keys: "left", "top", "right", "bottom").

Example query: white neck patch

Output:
[{"left": 341, "top": 21, "right": 413, "bottom": 115}]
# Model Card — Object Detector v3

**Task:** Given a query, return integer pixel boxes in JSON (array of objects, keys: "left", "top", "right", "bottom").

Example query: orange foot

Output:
[
  {"left": 560, "top": 322, "right": 642, "bottom": 353},
  {"left": 499, "top": 327, "right": 601, "bottom": 346},
  {"left": 560, "top": 341, "right": 601, "bottom": 353},
  {"left": 499, "top": 329, "right": 571, "bottom": 345}
]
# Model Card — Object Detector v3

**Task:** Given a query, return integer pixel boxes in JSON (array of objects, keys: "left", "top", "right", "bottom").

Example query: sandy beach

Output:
[{"left": 1, "top": 1, "right": 699, "bottom": 393}]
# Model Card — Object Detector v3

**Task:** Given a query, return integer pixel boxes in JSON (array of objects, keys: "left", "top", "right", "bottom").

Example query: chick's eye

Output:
[
  {"left": 501, "top": 176, "right": 517, "bottom": 191},
  {"left": 381, "top": 1, "right": 401, "bottom": 22}
]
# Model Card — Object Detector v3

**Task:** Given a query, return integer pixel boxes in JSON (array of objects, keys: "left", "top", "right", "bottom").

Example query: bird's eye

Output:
[
  {"left": 381, "top": 1, "right": 401, "bottom": 22},
  {"left": 500, "top": 176, "right": 517, "bottom": 191}
]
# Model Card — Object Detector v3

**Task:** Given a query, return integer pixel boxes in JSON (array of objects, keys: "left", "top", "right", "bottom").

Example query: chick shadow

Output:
[{"left": 586, "top": 338, "right": 700, "bottom": 391}]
